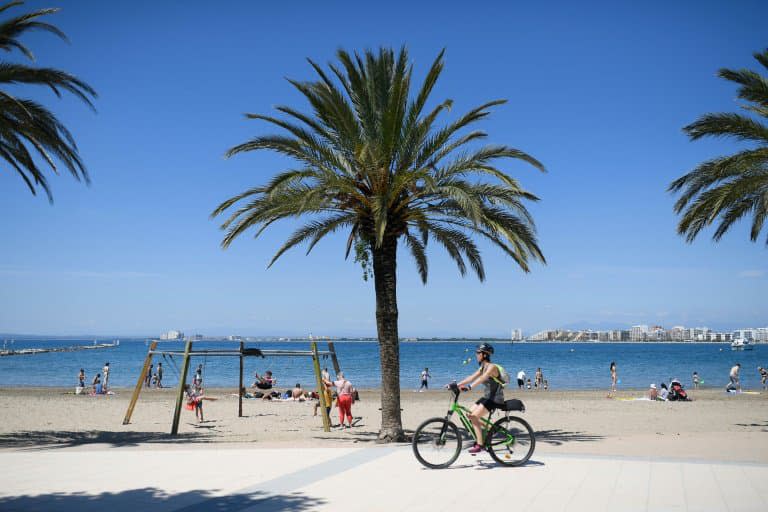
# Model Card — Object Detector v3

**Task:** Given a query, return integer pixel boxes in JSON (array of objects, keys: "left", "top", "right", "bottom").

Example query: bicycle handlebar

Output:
[{"left": 447, "top": 382, "right": 461, "bottom": 400}]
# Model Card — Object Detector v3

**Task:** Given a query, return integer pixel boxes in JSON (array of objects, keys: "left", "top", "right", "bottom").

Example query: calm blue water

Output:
[{"left": 0, "top": 339, "right": 765, "bottom": 391}]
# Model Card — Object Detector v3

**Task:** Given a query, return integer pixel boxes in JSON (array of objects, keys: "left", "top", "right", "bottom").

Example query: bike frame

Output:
[{"left": 442, "top": 384, "right": 515, "bottom": 447}]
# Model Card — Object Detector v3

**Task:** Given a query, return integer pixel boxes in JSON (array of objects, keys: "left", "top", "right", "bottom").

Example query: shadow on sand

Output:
[
  {"left": 0, "top": 487, "right": 325, "bottom": 512},
  {"left": 535, "top": 429, "right": 603, "bottom": 445},
  {"left": 0, "top": 430, "right": 214, "bottom": 450}
]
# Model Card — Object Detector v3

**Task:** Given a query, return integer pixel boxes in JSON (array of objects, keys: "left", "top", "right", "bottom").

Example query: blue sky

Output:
[{"left": 1, "top": 0, "right": 766, "bottom": 337}]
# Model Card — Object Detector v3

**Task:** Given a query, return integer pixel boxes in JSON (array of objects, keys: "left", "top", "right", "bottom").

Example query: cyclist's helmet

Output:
[{"left": 476, "top": 343, "right": 494, "bottom": 356}]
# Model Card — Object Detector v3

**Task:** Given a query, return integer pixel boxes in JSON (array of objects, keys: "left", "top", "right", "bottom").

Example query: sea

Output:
[{"left": 0, "top": 339, "right": 765, "bottom": 392}]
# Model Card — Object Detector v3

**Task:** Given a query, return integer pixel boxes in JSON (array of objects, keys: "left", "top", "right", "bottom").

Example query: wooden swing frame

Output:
[{"left": 122, "top": 340, "right": 342, "bottom": 435}]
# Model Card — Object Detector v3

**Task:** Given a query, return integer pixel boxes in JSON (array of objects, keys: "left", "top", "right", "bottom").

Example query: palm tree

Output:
[
  {"left": 0, "top": 1, "right": 96, "bottom": 202},
  {"left": 213, "top": 47, "right": 545, "bottom": 441},
  {"left": 669, "top": 49, "right": 768, "bottom": 245}
]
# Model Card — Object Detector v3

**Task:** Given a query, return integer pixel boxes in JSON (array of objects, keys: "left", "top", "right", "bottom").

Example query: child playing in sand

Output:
[{"left": 313, "top": 382, "right": 334, "bottom": 421}]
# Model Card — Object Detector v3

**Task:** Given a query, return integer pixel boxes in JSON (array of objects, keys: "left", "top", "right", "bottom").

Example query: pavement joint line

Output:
[
  {"left": 169, "top": 446, "right": 397, "bottom": 512},
  {"left": 534, "top": 451, "right": 768, "bottom": 468}
]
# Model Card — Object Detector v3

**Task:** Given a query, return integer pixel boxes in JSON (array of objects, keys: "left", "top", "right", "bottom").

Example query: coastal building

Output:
[
  {"left": 668, "top": 326, "right": 686, "bottom": 341},
  {"left": 630, "top": 325, "right": 648, "bottom": 342},
  {"left": 511, "top": 329, "right": 523, "bottom": 341},
  {"left": 649, "top": 326, "right": 666, "bottom": 341},
  {"left": 732, "top": 329, "right": 755, "bottom": 341},
  {"left": 160, "top": 330, "right": 184, "bottom": 340},
  {"left": 530, "top": 330, "right": 557, "bottom": 341}
]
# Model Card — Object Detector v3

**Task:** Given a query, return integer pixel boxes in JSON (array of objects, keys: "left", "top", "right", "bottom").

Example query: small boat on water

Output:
[{"left": 731, "top": 338, "right": 754, "bottom": 351}]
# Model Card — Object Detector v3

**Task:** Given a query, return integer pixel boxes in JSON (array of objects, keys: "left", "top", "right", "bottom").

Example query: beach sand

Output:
[{"left": 0, "top": 387, "right": 766, "bottom": 463}]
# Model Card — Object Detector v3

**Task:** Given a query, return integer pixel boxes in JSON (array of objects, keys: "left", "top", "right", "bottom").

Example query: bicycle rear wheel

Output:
[
  {"left": 486, "top": 416, "right": 535, "bottom": 466},
  {"left": 412, "top": 417, "right": 462, "bottom": 469}
]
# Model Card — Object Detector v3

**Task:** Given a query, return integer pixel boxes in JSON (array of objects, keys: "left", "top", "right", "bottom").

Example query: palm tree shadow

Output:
[
  {"left": 0, "top": 430, "right": 214, "bottom": 450},
  {"left": 0, "top": 487, "right": 325, "bottom": 512},
  {"left": 311, "top": 428, "right": 414, "bottom": 445}
]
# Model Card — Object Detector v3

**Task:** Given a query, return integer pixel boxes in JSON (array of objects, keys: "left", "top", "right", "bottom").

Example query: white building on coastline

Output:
[
  {"left": 160, "top": 330, "right": 184, "bottom": 340},
  {"left": 630, "top": 325, "right": 648, "bottom": 341}
]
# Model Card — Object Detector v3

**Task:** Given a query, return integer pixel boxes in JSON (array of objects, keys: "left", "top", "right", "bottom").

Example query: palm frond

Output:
[
  {"left": 216, "top": 47, "right": 544, "bottom": 281},
  {"left": 0, "top": 2, "right": 95, "bottom": 201},
  {"left": 672, "top": 49, "right": 768, "bottom": 245}
]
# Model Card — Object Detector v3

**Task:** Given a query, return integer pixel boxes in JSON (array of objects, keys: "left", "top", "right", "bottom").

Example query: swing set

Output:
[{"left": 122, "top": 340, "right": 342, "bottom": 435}]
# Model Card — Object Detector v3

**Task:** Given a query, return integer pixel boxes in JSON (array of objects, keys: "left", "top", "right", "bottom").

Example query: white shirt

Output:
[
  {"left": 517, "top": 371, "right": 526, "bottom": 380},
  {"left": 730, "top": 366, "right": 740, "bottom": 378}
]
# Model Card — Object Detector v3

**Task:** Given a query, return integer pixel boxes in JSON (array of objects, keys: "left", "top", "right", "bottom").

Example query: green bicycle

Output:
[{"left": 412, "top": 382, "right": 536, "bottom": 469}]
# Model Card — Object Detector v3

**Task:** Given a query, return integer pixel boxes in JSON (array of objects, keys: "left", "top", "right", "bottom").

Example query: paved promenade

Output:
[{"left": 1, "top": 445, "right": 766, "bottom": 511}]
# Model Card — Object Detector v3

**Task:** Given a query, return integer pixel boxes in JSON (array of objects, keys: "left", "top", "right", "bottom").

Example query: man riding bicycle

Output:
[{"left": 457, "top": 342, "right": 505, "bottom": 454}]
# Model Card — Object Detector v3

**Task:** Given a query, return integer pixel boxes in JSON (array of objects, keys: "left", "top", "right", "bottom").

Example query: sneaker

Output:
[{"left": 468, "top": 443, "right": 483, "bottom": 454}]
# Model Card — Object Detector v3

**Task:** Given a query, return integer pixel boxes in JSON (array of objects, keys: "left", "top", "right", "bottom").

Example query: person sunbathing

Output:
[
  {"left": 253, "top": 371, "right": 277, "bottom": 390},
  {"left": 291, "top": 383, "right": 306, "bottom": 400}
]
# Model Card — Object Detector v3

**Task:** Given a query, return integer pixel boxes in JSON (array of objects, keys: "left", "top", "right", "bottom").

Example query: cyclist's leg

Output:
[{"left": 468, "top": 403, "right": 490, "bottom": 445}]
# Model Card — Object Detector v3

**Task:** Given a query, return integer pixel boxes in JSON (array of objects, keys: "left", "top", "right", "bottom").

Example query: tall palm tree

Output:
[
  {"left": 0, "top": 1, "right": 96, "bottom": 202},
  {"left": 213, "top": 47, "right": 545, "bottom": 441},
  {"left": 669, "top": 49, "right": 768, "bottom": 245}
]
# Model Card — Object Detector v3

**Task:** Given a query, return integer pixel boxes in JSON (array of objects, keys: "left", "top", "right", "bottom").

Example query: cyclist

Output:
[{"left": 457, "top": 343, "right": 504, "bottom": 454}]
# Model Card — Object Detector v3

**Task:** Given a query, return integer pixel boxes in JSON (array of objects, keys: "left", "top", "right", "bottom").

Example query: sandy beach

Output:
[{"left": 0, "top": 386, "right": 766, "bottom": 463}]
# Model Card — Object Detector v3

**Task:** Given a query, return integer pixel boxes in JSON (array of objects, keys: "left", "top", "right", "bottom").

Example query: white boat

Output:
[{"left": 731, "top": 338, "right": 754, "bottom": 350}]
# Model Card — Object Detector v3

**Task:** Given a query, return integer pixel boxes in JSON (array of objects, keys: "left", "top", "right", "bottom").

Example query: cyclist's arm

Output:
[
  {"left": 469, "top": 365, "right": 499, "bottom": 389},
  {"left": 458, "top": 368, "right": 482, "bottom": 387}
]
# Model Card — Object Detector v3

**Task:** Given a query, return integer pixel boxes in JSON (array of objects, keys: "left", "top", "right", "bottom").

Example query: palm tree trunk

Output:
[{"left": 372, "top": 237, "right": 405, "bottom": 442}]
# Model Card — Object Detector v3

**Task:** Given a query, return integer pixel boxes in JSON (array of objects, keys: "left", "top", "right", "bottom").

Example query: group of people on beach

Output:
[
  {"left": 516, "top": 368, "right": 548, "bottom": 391},
  {"left": 250, "top": 367, "right": 357, "bottom": 428},
  {"left": 76, "top": 362, "right": 111, "bottom": 395},
  {"left": 144, "top": 362, "right": 164, "bottom": 388}
]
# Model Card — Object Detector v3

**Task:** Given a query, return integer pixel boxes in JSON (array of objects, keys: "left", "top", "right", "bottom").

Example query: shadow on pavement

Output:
[
  {"left": 734, "top": 421, "right": 768, "bottom": 430},
  {"left": 0, "top": 430, "right": 213, "bottom": 449},
  {"left": 442, "top": 458, "right": 546, "bottom": 470},
  {"left": 535, "top": 429, "right": 603, "bottom": 445},
  {"left": 0, "top": 487, "right": 325, "bottom": 512}
]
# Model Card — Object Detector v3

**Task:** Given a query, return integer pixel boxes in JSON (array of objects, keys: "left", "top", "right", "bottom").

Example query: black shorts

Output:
[
  {"left": 517, "top": 378, "right": 524, "bottom": 387},
  {"left": 475, "top": 397, "right": 502, "bottom": 411},
  {"left": 255, "top": 383, "right": 273, "bottom": 390}
]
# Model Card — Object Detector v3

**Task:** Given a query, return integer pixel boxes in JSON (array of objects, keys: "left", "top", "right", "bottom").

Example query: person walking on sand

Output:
[
  {"left": 692, "top": 371, "right": 700, "bottom": 389},
  {"left": 145, "top": 364, "right": 153, "bottom": 388},
  {"left": 759, "top": 367, "right": 768, "bottom": 390},
  {"left": 156, "top": 362, "right": 163, "bottom": 388},
  {"left": 517, "top": 370, "right": 526, "bottom": 390},
  {"left": 323, "top": 372, "right": 355, "bottom": 429},
  {"left": 77, "top": 368, "right": 86, "bottom": 388},
  {"left": 102, "top": 362, "right": 110, "bottom": 390},
  {"left": 609, "top": 361, "right": 618, "bottom": 397},
  {"left": 419, "top": 368, "right": 431, "bottom": 391},
  {"left": 535, "top": 368, "right": 543, "bottom": 390},
  {"left": 727, "top": 363, "right": 741, "bottom": 392}
]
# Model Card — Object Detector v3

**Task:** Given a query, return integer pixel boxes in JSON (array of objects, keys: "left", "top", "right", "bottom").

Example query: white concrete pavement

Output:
[{"left": 1, "top": 445, "right": 767, "bottom": 511}]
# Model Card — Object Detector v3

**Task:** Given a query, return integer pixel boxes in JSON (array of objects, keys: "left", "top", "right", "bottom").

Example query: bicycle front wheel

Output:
[
  {"left": 486, "top": 416, "right": 535, "bottom": 467},
  {"left": 412, "top": 417, "right": 462, "bottom": 469}
]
